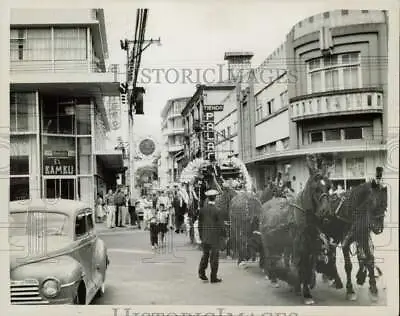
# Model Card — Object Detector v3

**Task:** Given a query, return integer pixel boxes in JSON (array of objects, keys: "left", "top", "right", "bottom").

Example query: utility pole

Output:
[{"left": 119, "top": 8, "right": 160, "bottom": 199}]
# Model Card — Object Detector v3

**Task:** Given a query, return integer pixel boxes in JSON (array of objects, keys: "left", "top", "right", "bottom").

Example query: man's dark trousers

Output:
[
  {"left": 198, "top": 243, "right": 219, "bottom": 280},
  {"left": 115, "top": 205, "right": 120, "bottom": 227}
]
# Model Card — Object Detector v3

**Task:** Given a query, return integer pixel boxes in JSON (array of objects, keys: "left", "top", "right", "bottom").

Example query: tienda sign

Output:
[{"left": 203, "top": 111, "right": 215, "bottom": 161}]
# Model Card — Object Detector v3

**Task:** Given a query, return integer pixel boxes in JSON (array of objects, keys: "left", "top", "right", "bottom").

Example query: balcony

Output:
[
  {"left": 164, "top": 127, "right": 184, "bottom": 136},
  {"left": 168, "top": 144, "right": 184, "bottom": 153},
  {"left": 290, "top": 88, "right": 384, "bottom": 121}
]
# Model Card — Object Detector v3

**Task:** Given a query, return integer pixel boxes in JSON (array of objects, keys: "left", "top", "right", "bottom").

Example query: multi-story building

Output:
[
  {"left": 159, "top": 97, "right": 190, "bottom": 187},
  {"left": 9, "top": 9, "right": 121, "bottom": 209},
  {"left": 243, "top": 10, "right": 388, "bottom": 192},
  {"left": 181, "top": 83, "right": 235, "bottom": 168}
]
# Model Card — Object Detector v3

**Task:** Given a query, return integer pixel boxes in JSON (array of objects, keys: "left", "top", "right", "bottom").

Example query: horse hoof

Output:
[
  {"left": 369, "top": 291, "right": 379, "bottom": 302},
  {"left": 346, "top": 293, "right": 357, "bottom": 301},
  {"left": 304, "top": 298, "right": 315, "bottom": 305}
]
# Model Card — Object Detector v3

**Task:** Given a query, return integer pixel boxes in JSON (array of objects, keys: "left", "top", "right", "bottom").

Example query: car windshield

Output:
[{"left": 9, "top": 211, "right": 70, "bottom": 237}]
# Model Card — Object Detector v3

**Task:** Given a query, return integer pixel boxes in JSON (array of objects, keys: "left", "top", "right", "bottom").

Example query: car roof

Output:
[{"left": 9, "top": 199, "right": 91, "bottom": 216}]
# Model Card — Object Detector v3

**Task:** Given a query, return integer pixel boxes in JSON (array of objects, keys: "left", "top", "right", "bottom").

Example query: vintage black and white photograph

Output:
[{"left": 2, "top": 1, "right": 399, "bottom": 312}]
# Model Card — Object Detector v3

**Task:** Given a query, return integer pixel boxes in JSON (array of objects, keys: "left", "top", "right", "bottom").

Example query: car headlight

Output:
[{"left": 41, "top": 278, "right": 61, "bottom": 298}]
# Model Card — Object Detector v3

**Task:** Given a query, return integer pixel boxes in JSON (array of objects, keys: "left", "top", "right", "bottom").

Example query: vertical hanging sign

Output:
[{"left": 202, "top": 109, "right": 215, "bottom": 161}]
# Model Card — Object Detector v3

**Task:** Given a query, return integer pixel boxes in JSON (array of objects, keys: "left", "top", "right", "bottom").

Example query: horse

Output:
[
  {"left": 318, "top": 179, "right": 387, "bottom": 301},
  {"left": 229, "top": 191, "right": 263, "bottom": 266},
  {"left": 260, "top": 157, "right": 332, "bottom": 305}
]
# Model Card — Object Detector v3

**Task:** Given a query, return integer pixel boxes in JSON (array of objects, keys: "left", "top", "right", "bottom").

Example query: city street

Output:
[{"left": 93, "top": 225, "right": 387, "bottom": 306}]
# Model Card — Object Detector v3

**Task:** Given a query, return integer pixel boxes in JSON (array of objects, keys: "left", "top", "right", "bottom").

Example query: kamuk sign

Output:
[{"left": 43, "top": 147, "right": 76, "bottom": 176}]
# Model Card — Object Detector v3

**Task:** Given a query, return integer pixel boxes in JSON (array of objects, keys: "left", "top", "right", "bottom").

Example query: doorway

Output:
[{"left": 45, "top": 178, "right": 75, "bottom": 199}]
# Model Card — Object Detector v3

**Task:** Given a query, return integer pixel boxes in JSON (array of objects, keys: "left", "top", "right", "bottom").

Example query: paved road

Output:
[{"left": 92, "top": 226, "right": 386, "bottom": 306}]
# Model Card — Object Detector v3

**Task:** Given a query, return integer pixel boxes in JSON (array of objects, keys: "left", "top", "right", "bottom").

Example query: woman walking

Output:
[
  {"left": 95, "top": 193, "right": 105, "bottom": 223},
  {"left": 157, "top": 203, "right": 169, "bottom": 247}
]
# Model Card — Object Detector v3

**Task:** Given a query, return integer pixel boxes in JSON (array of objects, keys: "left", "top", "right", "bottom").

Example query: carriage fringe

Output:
[{"left": 112, "top": 308, "right": 298, "bottom": 316}]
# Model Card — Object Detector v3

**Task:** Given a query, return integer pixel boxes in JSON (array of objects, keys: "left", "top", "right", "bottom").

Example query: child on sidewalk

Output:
[
  {"left": 157, "top": 203, "right": 169, "bottom": 247},
  {"left": 149, "top": 207, "right": 159, "bottom": 250}
]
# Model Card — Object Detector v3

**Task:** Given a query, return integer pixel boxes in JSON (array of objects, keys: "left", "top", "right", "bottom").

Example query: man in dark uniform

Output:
[{"left": 198, "top": 189, "right": 225, "bottom": 283}]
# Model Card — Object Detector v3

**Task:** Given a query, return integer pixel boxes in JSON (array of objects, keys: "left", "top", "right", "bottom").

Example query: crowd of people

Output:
[{"left": 95, "top": 184, "right": 195, "bottom": 250}]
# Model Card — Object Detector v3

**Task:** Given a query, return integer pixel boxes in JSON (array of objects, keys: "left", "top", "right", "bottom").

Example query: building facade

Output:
[
  {"left": 159, "top": 97, "right": 190, "bottom": 187},
  {"left": 9, "top": 9, "right": 121, "bottom": 209},
  {"left": 244, "top": 10, "right": 388, "bottom": 192},
  {"left": 181, "top": 84, "right": 235, "bottom": 169}
]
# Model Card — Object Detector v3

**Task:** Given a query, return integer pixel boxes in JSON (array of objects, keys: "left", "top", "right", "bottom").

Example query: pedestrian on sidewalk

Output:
[
  {"left": 157, "top": 203, "right": 169, "bottom": 247},
  {"left": 105, "top": 189, "right": 115, "bottom": 228},
  {"left": 135, "top": 200, "right": 144, "bottom": 229},
  {"left": 128, "top": 195, "right": 137, "bottom": 226},
  {"left": 198, "top": 189, "right": 225, "bottom": 283},
  {"left": 149, "top": 207, "right": 159, "bottom": 250},
  {"left": 114, "top": 188, "right": 126, "bottom": 227},
  {"left": 95, "top": 193, "right": 105, "bottom": 223}
]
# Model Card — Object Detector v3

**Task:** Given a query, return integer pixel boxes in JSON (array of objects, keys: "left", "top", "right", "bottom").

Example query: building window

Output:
[
  {"left": 54, "top": 28, "right": 87, "bottom": 60},
  {"left": 10, "top": 156, "right": 29, "bottom": 175},
  {"left": 344, "top": 127, "right": 363, "bottom": 140},
  {"left": 10, "top": 177, "right": 30, "bottom": 201},
  {"left": 307, "top": 53, "right": 361, "bottom": 93},
  {"left": 280, "top": 91, "right": 288, "bottom": 107},
  {"left": 43, "top": 98, "right": 76, "bottom": 135},
  {"left": 10, "top": 28, "right": 52, "bottom": 61},
  {"left": 267, "top": 99, "right": 274, "bottom": 115},
  {"left": 341, "top": 9, "right": 349, "bottom": 15},
  {"left": 310, "top": 131, "right": 323, "bottom": 143},
  {"left": 10, "top": 92, "right": 37, "bottom": 133},
  {"left": 323, "top": 12, "right": 330, "bottom": 19},
  {"left": 346, "top": 157, "right": 365, "bottom": 178},
  {"left": 325, "top": 128, "right": 341, "bottom": 141}
]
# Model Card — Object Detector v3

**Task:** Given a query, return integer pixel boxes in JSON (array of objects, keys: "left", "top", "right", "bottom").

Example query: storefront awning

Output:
[{"left": 96, "top": 153, "right": 124, "bottom": 172}]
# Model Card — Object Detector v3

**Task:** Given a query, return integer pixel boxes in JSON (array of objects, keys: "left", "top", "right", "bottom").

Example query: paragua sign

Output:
[{"left": 203, "top": 111, "right": 216, "bottom": 161}]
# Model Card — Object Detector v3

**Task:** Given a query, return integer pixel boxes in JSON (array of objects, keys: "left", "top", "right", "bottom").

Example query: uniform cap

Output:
[{"left": 205, "top": 189, "right": 220, "bottom": 197}]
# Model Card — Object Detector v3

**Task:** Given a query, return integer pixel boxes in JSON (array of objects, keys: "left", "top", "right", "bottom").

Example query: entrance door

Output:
[{"left": 45, "top": 179, "right": 75, "bottom": 200}]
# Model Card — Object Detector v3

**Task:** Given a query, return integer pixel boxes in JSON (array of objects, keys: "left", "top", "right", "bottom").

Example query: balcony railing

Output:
[
  {"left": 290, "top": 88, "right": 384, "bottom": 121},
  {"left": 168, "top": 144, "right": 184, "bottom": 152},
  {"left": 164, "top": 127, "right": 184, "bottom": 136}
]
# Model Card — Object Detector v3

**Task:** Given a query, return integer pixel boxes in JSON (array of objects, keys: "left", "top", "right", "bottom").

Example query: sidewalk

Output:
[{"left": 95, "top": 221, "right": 139, "bottom": 234}]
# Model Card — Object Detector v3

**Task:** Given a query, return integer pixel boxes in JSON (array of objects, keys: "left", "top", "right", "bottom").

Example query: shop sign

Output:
[
  {"left": 203, "top": 111, "right": 215, "bottom": 161},
  {"left": 43, "top": 148, "right": 75, "bottom": 175},
  {"left": 203, "top": 104, "right": 224, "bottom": 112}
]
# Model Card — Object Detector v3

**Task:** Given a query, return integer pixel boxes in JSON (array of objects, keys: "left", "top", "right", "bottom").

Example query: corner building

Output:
[
  {"left": 9, "top": 9, "right": 120, "bottom": 209},
  {"left": 245, "top": 10, "right": 388, "bottom": 191}
]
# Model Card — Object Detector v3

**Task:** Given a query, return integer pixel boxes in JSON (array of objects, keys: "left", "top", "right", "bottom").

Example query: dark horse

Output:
[
  {"left": 318, "top": 175, "right": 387, "bottom": 302},
  {"left": 260, "top": 156, "right": 332, "bottom": 304}
]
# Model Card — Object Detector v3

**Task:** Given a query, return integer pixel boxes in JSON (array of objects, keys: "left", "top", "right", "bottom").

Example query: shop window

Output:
[
  {"left": 346, "top": 179, "right": 365, "bottom": 190},
  {"left": 344, "top": 127, "right": 363, "bottom": 140},
  {"left": 10, "top": 156, "right": 29, "bottom": 175},
  {"left": 346, "top": 157, "right": 365, "bottom": 178},
  {"left": 325, "top": 129, "right": 341, "bottom": 141},
  {"left": 10, "top": 177, "right": 30, "bottom": 201},
  {"left": 310, "top": 131, "right": 323, "bottom": 143}
]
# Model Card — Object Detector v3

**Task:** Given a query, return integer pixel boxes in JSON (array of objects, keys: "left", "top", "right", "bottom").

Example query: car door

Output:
[
  {"left": 74, "top": 210, "right": 95, "bottom": 302},
  {"left": 84, "top": 208, "right": 100, "bottom": 300}
]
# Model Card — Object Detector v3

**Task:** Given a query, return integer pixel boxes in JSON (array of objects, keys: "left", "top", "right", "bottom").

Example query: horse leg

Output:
[
  {"left": 365, "top": 240, "right": 379, "bottom": 301},
  {"left": 342, "top": 245, "right": 357, "bottom": 301},
  {"left": 328, "top": 245, "right": 343, "bottom": 289},
  {"left": 300, "top": 254, "right": 315, "bottom": 305}
]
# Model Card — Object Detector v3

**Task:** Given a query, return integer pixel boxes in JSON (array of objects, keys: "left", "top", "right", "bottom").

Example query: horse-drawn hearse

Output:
[{"left": 180, "top": 154, "right": 387, "bottom": 305}]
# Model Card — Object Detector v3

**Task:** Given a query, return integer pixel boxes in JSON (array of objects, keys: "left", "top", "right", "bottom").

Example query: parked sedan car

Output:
[{"left": 9, "top": 199, "right": 109, "bottom": 304}]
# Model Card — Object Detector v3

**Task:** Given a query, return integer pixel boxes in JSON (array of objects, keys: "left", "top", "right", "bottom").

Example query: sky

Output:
[{"left": 101, "top": 2, "right": 350, "bottom": 145}]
